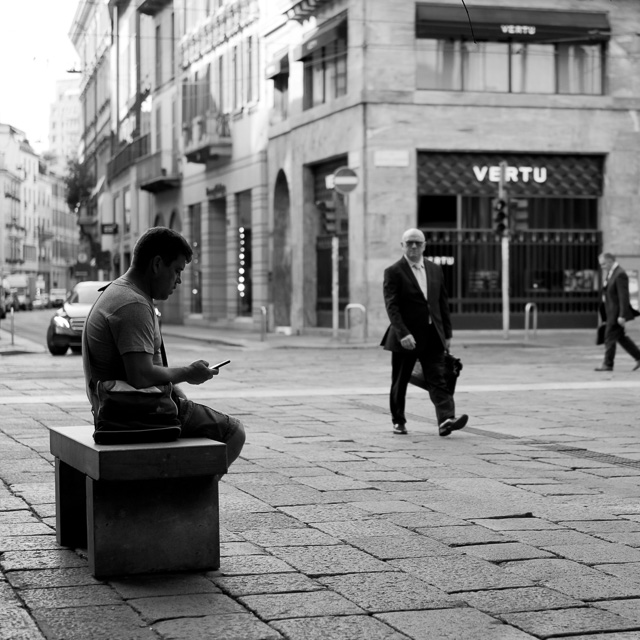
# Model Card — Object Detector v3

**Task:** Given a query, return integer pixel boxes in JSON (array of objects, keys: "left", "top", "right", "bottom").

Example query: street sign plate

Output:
[
  {"left": 101, "top": 223, "right": 119, "bottom": 235},
  {"left": 333, "top": 167, "right": 358, "bottom": 194}
]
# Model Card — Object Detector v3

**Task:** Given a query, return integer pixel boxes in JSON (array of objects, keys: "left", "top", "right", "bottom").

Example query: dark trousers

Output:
[
  {"left": 604, "top": 324, "right": 640, "bottom": 367},
  {"left": 389, "top": 331, "right": 454, "bottom": 426}
]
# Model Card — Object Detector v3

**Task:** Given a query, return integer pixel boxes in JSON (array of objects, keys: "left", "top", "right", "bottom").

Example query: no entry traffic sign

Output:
[{"left": 332, "top": 167, "right": 358, "bottom": 195}]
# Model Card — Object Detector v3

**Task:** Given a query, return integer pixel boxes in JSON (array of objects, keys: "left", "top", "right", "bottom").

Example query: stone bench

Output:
[{"left": 49, "top": 425, "right": 227, "bottom": 578}]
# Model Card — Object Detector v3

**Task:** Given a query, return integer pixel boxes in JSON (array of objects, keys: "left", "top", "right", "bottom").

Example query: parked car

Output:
[
  {"left": 32, "top": 293, "right": 50, "bottom": 309},
  {"left": 47, "top": 281, "right": 109, "bottom": 356},
  {"left": 46, "top": 281, "right": 161, "bottom": 355},
  {"left": 49, "top": 288, "right": 67, "bottom": 307}
]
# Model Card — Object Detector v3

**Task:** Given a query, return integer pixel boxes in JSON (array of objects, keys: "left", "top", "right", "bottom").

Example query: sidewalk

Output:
[{"left": 2, "top": 326, "right": 640, "bottom": 639}]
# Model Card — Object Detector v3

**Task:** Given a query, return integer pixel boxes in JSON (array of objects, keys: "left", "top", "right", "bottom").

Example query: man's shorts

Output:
[{"left": 176, "top": 396, "right": 243, "bottom": 445}]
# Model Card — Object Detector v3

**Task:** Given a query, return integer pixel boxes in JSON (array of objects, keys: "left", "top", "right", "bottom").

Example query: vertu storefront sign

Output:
[
  {"left": 473, "top": 165, "right": 547, "bottom": 184},
  {"left": 418, "top": 153, "right": 603, "bottom": 197}
]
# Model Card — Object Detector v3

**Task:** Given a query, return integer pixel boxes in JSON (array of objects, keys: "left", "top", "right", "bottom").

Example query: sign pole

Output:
[
  {"left": 330, "top": 167, "right": 359, "bottom": 340},
  {"left": 498, "top": 161, "right": 510, "bottom": 339},
  {"left": 331, "top": 234, "right": 339, "bottom": 339}
]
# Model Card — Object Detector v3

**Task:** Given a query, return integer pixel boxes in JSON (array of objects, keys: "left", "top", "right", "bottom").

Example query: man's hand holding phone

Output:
[{"left": 209, "top": 359, "right": 231, "bottom": 371}]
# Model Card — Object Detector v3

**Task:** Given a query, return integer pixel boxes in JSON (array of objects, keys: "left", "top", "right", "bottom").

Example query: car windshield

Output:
[{"left": 69, "top": 284, "right": 106, "bottom": 305}]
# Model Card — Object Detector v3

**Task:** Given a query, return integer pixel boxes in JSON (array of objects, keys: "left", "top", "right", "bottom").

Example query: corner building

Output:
[{"left": 266, "top": 0, "right": 640, "bottom": 333}]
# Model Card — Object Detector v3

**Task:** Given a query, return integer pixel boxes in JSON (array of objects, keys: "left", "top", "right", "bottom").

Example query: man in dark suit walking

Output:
[
  {"left": 595, "top": 252, "right": 640, "bottom": 372},
  {"left": 381, "top": 228, "right": 468, "bottom": 436}
]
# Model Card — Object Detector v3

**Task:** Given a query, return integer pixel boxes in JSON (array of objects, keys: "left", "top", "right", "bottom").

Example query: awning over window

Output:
[
  {"left": 265, "top": 50, "right": 290, "bottom": 79},
  {"left": 416, "top": 4, "right": 610, "bottom": 43},
  {"left": 293, "top": 11, "right": 347, "bottom": 61}
]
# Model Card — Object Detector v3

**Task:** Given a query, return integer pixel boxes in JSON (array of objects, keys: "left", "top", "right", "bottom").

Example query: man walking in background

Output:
[
  {"left": 595, "top": 252, "right": 640, "bottom": 372},
  {"left": 381, "top": 228, "right": 468, "bottom": 436}
]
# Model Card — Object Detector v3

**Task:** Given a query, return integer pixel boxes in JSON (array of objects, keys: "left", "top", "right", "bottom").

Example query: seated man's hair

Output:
[{"left": 132, "top": 227, "right": 193, "bottom": 270}]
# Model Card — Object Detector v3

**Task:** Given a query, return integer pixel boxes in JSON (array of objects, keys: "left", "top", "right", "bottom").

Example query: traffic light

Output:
[{"left": 493, "top": 198, "right": 509, "bottom": 236}]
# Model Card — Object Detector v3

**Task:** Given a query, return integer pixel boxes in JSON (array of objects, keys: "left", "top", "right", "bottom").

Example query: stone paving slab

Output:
[
  {"left": 270, "top": 615, "right": 410, "bottom": 640},
  {"left": 18, "top": 585, "right": 123, "bottom": 609},
  {"left": 348, "top": 534, "right": 457, "bottom": 560},
  {"left": 216, "top": 555, "right": 296, "bottom": 576},
  {"left": 0, "top": 535, "right": 61, "bottom": 552},
  {"left": 318, "top": 572, "right": 461, "bottom": 612},
  {"left": 239, "top": 589, "right": 365, "bottom": 620},
  {"left": 501, "top": 607, "right": 640, "bottom": 638},
  {"left": 390, "top": 555, "right": 534, "bottom": 593},
  {"left": 506, "top": 529, "right": 607, "bottom": 547},
  {"left": 277, "top": 504, "right": 372, "bottom": 522},
  {"left": 594, "top": 599, "right": 640, "bottom": 623},
  {"left": 31, "top": 605, "right": 157, "bottom": 640},
  {"left": 459, "top": 586, "right": 584, "bottom": 614},
  {"left": 544, "top": 542, "right": 640, "bottom": 564},
  {"left": 212, "top": 572, "right": 324, "bottom": 596},
  {"left": 475, "top": 517, "right": 566, "bottom": 531},
  {"left": 153, "top": 613, "right": 283, "bottom": 640},
  {"left": 377, "top": 608, "right": 537, "bottom": 639},
  {"left": 0, "top": 607, "right": 46, "bottom": 640},
  {"left": 239, "top": 527, "right": 341, "bottom": 547},
  {"left": 127, "top": 592, "right": 248, "bottom": 624},
  {"left": 5, "top": 568, "right": 101, "bottom": 590},
  {"left": 414, "top": 524, "right": 509, "bottom": 546},
  {"left": 460, "top": 542, "right": 555, "bottom": 562},
  {"left": 109, "top": 574, "right": 220, "bottom": 599},
  {"left": 267, "top": 544, "right": 392, "bottom": 576},
  {"left": 0, "top": 549, "right": 88, "bottom": 572},
  {"left": 311, "top": 519, "right": 417, "bottom": 540}
]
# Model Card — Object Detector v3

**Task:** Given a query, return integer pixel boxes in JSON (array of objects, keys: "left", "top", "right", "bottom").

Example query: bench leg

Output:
[
  {"left": 55, "top": 459, "right": 87, "bottom": 548},
  {"left": 86, "top": 475, "right": 220, "bottom": 578}
]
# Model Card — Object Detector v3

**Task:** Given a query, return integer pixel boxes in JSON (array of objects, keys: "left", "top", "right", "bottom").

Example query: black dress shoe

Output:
[
  {"left": 594, "top": 365, "right": 613, "bottom": 371},
  {"left": 439, "top": 414, "right": 468, "bottom": 437},
  {"left": 633, "top": 361, "right": 640, "bottom": 371},
  {"left": 393, "top": 424, "right": 408, "bottom": 435}
]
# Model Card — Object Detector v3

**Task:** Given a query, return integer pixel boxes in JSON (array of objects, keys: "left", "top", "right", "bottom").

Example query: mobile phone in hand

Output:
[{"left": 209, "top": 359, "right": 231, "bottom": 370}]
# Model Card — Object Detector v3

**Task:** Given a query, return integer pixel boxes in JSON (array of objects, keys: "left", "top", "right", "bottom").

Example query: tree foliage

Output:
[{"left": 64, "top": 159, "right": 92, "bottom": 212}]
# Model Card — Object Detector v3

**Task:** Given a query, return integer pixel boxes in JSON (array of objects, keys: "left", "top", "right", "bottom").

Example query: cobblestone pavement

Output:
[{"left": 2, "top": 324, "right": 640, "bottom": 639}]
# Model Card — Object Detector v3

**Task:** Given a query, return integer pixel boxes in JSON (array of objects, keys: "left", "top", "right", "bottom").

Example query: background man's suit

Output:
[
  {"left": 600, "top": 264, "right": 640, "bottom": 369},
  {"left": 381, "top": 257, "right": 455, "bottom": 427}
]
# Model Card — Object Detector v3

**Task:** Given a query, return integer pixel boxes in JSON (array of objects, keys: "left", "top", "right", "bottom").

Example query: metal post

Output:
[
  {"left": 499, "top": 161, "right": 510, "bottom": 340},
  {"left": 10, "top": 307, "right": 15, "bottom": 346},
  {"left": 524, "top": 302, "right": 538, "bottom": 342},
  {"left": 331, "top": 235, "right": 339, "bottom": 339},
  {"left": 260, "top": 305, "right": 267, "bottom": 342}
]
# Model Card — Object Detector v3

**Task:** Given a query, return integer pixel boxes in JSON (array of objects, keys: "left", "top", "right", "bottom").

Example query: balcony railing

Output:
[
  {"left": 107, "top": 134, "right": 150, "bottom": 181},
  {"left": 183, "top": 112, "right": 232, "bottom": 164},
  {"left": 138, "top": 150, "right": 181, "bottom": 193}
]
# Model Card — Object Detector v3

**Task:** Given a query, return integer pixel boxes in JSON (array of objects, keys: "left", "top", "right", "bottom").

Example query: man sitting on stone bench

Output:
[{"left": 82, "top": 226, "right": 245, "bottom": 467}]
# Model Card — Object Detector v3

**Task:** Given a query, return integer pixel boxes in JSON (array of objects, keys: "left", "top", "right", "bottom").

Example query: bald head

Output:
[{"left": 401, "top": 228, "right": 426, "bottom": 263}]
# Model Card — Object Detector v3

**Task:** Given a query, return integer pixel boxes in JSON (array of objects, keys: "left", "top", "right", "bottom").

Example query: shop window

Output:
[
  {"left": 301, "top": 23, "right": 347, "bottom": 110},
  {"left": 415, "top": 5, "right": 607, "bottom": 96},
  {"left": 418, "top": 38, "right": 604, "bottom": 95},
  {"left": 418, "top": 195, "right": 457, "bottom": 228}
]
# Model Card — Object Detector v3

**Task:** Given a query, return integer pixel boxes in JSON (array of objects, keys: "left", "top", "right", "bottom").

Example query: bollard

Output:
[
  {"left": 524, "top": 302, "right": 538, "bottom": 342},
  {"left": 344, "top": 303, "right": 367, "bottom": 343},
  {"left": 10, "top": 307, "right": 15, "bottom": 346},
  {"left": 260, "top": 306, "right": 267, "bottom": 342}
]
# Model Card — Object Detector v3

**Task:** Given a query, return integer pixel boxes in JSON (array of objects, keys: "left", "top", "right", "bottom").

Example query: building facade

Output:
[
  {"left": 69, "top": 0, "right": 640, "bottom": 332},
  {"left": 48, "top": 78, "right": 82, "bottom": 175},
  {"left": 0, "top": 124, "right": 78, "bottom": 298},
  {"left": 265, "top": 0, "right": 640, "bottom": 334}
]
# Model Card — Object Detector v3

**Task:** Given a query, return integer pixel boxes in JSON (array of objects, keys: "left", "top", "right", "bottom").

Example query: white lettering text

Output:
[
  {"left": 500, "top": 24, "right": 537, "bottom": 36},
  {"left": 473, "top": 164, "right": 548, "bottom": 184}
]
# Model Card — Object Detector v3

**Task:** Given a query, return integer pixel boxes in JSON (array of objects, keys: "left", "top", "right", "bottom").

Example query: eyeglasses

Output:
[{"left": 404, "top": 241, "right": 424, "bottom": 247}]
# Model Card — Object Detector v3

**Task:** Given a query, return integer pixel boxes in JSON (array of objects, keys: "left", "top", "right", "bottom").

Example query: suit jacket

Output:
[
  {"left": 601, "top": 265, "right": 640, "bottom": 327},
  {"left": 380, "top": 257, "right": 452, "bottom": 352}
]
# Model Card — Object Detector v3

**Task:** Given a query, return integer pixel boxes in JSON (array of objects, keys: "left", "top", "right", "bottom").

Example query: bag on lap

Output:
[{"left": 93, "top": 380, "right": 181, "bottom": 444}]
